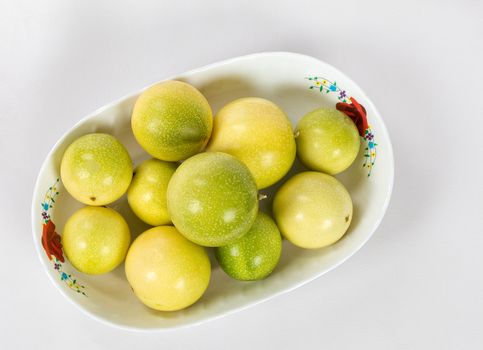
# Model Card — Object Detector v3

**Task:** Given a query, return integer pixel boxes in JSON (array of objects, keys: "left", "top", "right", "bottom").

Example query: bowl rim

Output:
[{"left": 31, "top": 51, "right": 395, "bottom": 332}]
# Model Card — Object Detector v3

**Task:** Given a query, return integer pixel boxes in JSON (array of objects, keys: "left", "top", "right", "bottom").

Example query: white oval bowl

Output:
[{"left": 32, "top": 52, "right": 394, "bottom": 331}]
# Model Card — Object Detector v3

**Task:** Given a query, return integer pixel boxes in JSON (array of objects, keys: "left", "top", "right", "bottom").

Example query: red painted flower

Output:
[
  {"left": 41, "top": 220, "right": 64, "bottom": 262},
  {"left": 336, "top": 97, "right": 368, "bottom": 136}
]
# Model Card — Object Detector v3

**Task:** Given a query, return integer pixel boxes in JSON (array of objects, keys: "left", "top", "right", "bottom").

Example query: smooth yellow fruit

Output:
[
  {"left": 62, "top": 206, "right": 131, "bottom": 274},
  {"left": 127, "top": 158, "right": 177, "bottom": 226},
  {"left": 131, "top": 80, "right": 213, "bottom": 161},
  {"left": 273, "top": 172, "right": 352, "bottom": 249},
  {"left": 125, "top": 226, "right": 211, "bottom": 311},
  {"left": 60, "top": 133, "right": 133, "bottom": 205},
  {"left": 206, "top": 97, "right": 296, "bottom": 189},
  {"left": 295, "top": 108, "right": 360, "bottom": 175}
]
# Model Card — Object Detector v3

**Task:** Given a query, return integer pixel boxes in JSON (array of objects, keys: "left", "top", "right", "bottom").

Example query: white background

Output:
[{"left": 1, "top": 0, "right": 482, "bottom": 349}]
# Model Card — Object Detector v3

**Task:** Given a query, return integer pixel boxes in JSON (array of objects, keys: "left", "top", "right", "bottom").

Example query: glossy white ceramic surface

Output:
[{"left": 32, "top": 52, "right": 394, "bottom": 331}]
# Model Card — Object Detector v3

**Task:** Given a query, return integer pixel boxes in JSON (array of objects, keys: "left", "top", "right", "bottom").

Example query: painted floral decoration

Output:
[
  {"left": 41, "top": 178, "right": 87, "bottom": 296},
  {"left": 307, "top": 76, "right": 378, "bottom": 176}
]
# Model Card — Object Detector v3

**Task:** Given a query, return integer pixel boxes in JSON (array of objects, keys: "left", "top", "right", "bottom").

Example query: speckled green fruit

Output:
[
  {"left": 295, "top": 108, "right": 360, "bottom": 175},
  {"left": 127, "top": 159, "right": 177, "bottom": 226},
  {"left": 215, "top": 211, "right": 282, "bottom": 281},
  {"left": 60, "top": 133, "right": 133, "bottom": 206},
  {"left": 62, "top": 206, "right": 131, "bottom": 274},
  {"left": 125, "top": 226, "right": 211, "bottom": 311},
  {"left": 167, "top": 152, "right": 258, "bottom": 247},
  {"left": 131, "top": 80, "right": 213, "bottom": 161},
  {"left": 273, "top": 172, "right": 352, "bottom": 249},
  {"left": 206, "top": 97, "right": 296, "bottom": 189}
]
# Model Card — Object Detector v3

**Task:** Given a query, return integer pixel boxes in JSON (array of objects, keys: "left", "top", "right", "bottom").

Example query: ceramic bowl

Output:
[{"left": 32, "top": 52, "right": 394, "bottom": 331}]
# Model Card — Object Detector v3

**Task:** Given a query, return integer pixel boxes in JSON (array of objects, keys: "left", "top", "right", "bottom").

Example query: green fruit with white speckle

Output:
[
  {"left": 60, "top": 133, "right": 133, "bottom": 206},
  {"left": 167, "top": 152, "right": 258, "bottom": 247},
  {"left": 295, "top": 108, "right": 360, "bottom": 174},
  {"left": 131, "top": 80, "right": 213, "bottom": 161},
  {"left": 206, "top": 97, "right": 296, "bottom": 189},
  {"left": 215, "top": 211, "right": 282, "bottom": 281},
  {"left": 127, "top": 158, "right": 177, "bottom": 226},
  {"left": 62, "top": 206, "right": 131, "bottom": 274},
  {"left": 273, "top": 172, "right": 352, "bottom": 249}
]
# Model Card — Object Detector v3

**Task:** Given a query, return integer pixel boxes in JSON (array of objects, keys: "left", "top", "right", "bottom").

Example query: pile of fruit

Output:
[{"left": 59, "top": 80, "right": 361, "bottom": 312}]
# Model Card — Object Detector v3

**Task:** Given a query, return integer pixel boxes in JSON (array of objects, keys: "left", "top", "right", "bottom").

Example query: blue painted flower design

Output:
[{"left": 41, "top": 178, "right": 87, "bottom": 296}]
